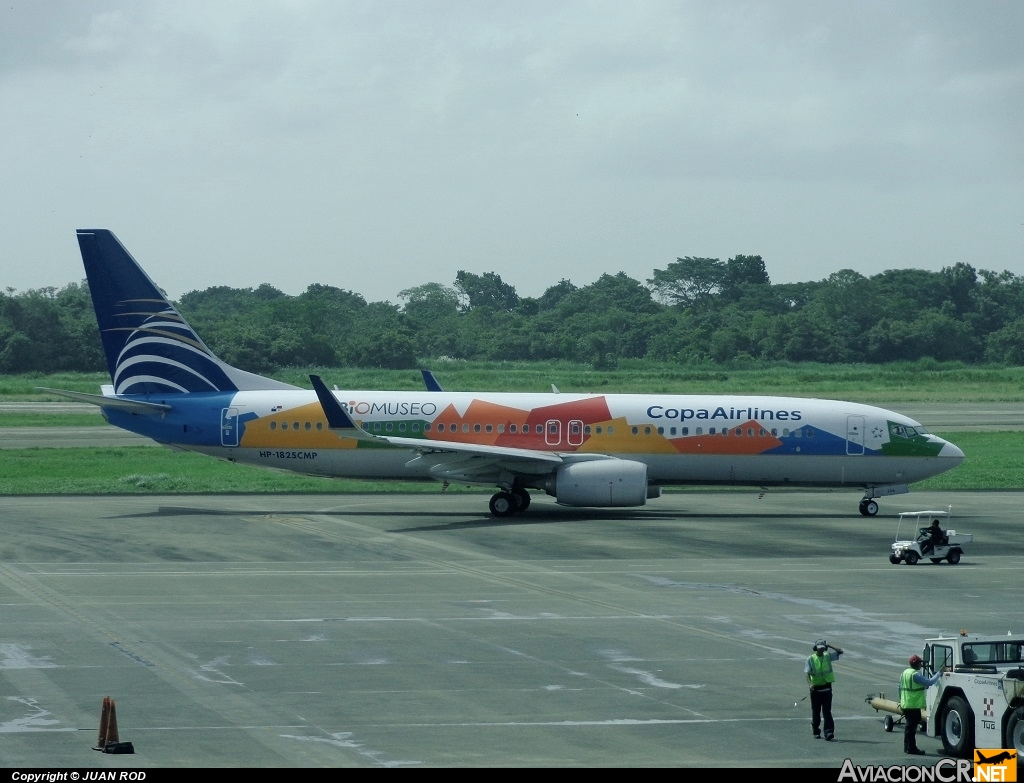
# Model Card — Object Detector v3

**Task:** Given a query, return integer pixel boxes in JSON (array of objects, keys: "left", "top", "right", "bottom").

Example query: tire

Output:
[
  {"left": 905, "top": 551, "right": 919, "bottom": 565},
  {"left": 930, "top": 558, "right": 943, "bottom": 564},
  {"left": 883, "top": 715, "right": 894, "bottom": 732},
  {"left": 947, "top": 549, "right": 961, "bottom": 565},
  {"left": 489, "top": 492, "right": 515, "bottom": 517},
  {"left": 512, "top": 487, "right": 531, "bottom": 512},
  {"left": 941, "top": 695, "right": 974, "bottom": 758},
  {"left": 890, "top": 554, "right": 901, "bottom": 565},
  {"left": 864, "top": 500, "right": 879, "bottom": 516},
  {"left": 1007, "top": 708, "right": 1024, "bottom": 755}
]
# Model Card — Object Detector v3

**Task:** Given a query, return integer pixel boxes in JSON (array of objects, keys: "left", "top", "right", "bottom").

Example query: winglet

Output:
[
  {"left": 310, "top": 375, "right": 388, "bottom": 444},
  {"left": 421, "top": 369, "right": 444, "bottom": 392},
  {"left": 309, "top": 375, "right": 357, "bottom": 429}
]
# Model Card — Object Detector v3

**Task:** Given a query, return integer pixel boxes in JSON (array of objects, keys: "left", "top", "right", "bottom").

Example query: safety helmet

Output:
[
  {"left": 909, "top": 654, "right": 923, "bottom": 668},
  {"left": 814, "top": 639, "right": 827, "bottom": 651}
]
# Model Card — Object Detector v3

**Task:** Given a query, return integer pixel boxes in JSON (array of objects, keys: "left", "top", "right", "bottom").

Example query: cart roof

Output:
[{"left": 898, "top": 510, "right": 950, "bottom": 518}]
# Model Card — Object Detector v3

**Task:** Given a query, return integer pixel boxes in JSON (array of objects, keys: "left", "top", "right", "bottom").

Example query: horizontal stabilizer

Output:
[{"left": 37, "top": 387, "right": 172, "bottom": 414}]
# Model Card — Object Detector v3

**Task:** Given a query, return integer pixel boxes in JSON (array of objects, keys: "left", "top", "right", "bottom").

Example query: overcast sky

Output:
[{"left": 2, "top": 1, "right": 1021, "bottom": 303}]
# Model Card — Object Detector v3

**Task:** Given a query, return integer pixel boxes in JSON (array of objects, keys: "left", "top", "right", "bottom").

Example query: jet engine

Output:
[{"left": 545, "top": 459, "right": 649, "bottom": 507}]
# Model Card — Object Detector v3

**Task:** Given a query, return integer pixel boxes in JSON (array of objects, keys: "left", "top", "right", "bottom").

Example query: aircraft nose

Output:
[{"left": 937, "top": 438, "right": 965, "bottom": 461}]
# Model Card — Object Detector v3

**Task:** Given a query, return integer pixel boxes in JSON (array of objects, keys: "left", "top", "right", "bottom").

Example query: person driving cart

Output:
[{"left": 920, "top": 519, "right": 946, "bottom": 556}]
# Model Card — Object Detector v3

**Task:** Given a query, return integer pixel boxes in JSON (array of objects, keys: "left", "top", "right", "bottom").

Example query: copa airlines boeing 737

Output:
[{"left": 48, "top": 229, "right": 964, "bottom": 517}]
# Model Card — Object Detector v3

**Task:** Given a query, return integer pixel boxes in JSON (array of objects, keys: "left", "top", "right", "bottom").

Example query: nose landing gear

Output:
[{"left": 859, "top": 499, "right": 879, "bottom": 516}]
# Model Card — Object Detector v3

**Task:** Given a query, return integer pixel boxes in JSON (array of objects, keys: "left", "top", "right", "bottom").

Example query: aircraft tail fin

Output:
[{"left": 76, "top": 229, "right": 298, "bottom": 395}]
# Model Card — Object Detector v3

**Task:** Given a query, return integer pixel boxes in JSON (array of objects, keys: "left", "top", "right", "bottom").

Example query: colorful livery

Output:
[{"left": 50, "top": 230, "right": 964, "bottom": 517}]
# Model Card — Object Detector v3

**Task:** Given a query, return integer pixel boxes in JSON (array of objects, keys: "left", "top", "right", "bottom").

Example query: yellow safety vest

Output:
[
  {"left": 900, "top": 668, "right": 927, "bottom": 710},
  {"left": 808, "top": 654, "right": 835, "bottom": 687}
]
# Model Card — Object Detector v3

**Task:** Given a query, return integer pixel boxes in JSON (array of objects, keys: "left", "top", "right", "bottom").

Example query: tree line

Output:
[{"left": 3, "top": 255, "right": 1024, "bottom": 374}]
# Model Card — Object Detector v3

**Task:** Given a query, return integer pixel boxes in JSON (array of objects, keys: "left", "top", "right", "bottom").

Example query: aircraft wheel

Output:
[
  {"left": 489, "top": 492, "right": 516, "bottom": 518},
  {"left": 512, "top": 487, "right": 531, "bottom": 512},
  {"left": 941, "top": 695, "right": 974, "bottom": 758},
  {"left": 863, "top": 500, "right": 879, "bottom": 516},
  {"left": 859, "top": 500, "right": 869, "bottom": 516},
  {"left": 1007, "top": 708, "right": 1024, "bottom": 755},
  {"left": 883, "top": 715, "right": 894, "bottom": 732},
  {"left": 905, "top": 551, "right": 919, "bottom": 565},
  {"left": 947, "top": 549, "right": 962, "bottom": 565}
]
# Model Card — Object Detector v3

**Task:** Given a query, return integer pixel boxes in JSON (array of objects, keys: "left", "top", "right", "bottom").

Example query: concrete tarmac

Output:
[{"left": 1, "top": 489, "right": 1023, "bottom": 768}]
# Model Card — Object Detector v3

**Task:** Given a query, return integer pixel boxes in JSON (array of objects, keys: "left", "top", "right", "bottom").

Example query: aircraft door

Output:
[
  {"left": 545, "top": 419, "right": 561, "bottom": 446},
  {"left": 846, "top": 415, "right": 865, "bottom": 455},
  {"left": 567, "top": 419, "right": 584, "bottom": 447},
  {"left": 221, "top": 407, "right": 239, "bottom": 447}
]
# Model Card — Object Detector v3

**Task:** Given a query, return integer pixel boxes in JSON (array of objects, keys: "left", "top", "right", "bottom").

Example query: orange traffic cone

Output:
[{"left": 94, "top": 696, "right": 120, "bottom": 749}]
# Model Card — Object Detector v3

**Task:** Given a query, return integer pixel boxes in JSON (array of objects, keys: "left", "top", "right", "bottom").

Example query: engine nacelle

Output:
[{"left": 545, "top": 460, "right": 649, "bottom": 507}]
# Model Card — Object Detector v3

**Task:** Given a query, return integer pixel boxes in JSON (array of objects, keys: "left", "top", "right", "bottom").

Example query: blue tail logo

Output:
[{"left": 77, "top": 229, "right": 295, "bottom": 395}]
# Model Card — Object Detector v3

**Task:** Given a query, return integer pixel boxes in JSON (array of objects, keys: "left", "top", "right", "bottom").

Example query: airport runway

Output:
[{"left": 1, "top": 490, "right": 1022, "bottom": 768}]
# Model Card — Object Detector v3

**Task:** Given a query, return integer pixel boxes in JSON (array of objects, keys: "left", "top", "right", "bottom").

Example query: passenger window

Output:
[
  {"left": 474, "top": 424, "right": 481, "bottom": 433},
  {"left": 463, "top": 424, "right": 470, "bottom": 433},
  {"left": 644, "top": 426, "right": 651, "bottom": 436},
  {"left": 270, "top": 421, "right": 277, "bottom": 430},
  {"left": 485, "top": 424, "right": 492, "bottom": 433},
  {"left": 631, "top": 427, "right": 639, "bottom": 435},
  {"left": 316, "top": 422, "right": 323, "bottom": 431},
  {"left": 709, "top": 427, "right": 716, "bottom": 435},
  {"left": 682, "top": 427, "right": 688, "bottom": 436},
  {"left": 607, "top": 426, "right": 614, "bottom": 435},
  {"left": 386, "top": 422, "right": 393, "bottom": 432},
  {"left": 696, "top": 427, "right": 702, "bottom": 435},
  {"left": 293, "top": 422, "right": 299, "bottom": 430},
  {"left": 305, "top": 422, "right": 311, "bottom": 431},
  {"left": 658, "top": 427, "right": 664, "bottom": 435}
]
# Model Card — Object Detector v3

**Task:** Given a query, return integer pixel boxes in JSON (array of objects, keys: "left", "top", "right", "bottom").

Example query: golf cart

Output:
[{"left": 889, "top": 509, "right": 972, "bottom": 566}]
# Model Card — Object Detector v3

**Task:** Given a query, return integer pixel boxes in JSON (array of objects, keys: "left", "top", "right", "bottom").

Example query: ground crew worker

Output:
[
  {"left": 900, "top": 654, "right": 942, "bottom": 755},
  {"left": 805, "top": 639, "right": 843, "bottom": 740}
]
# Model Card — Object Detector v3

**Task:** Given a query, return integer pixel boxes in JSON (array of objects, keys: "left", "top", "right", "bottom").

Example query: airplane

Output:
[{"left": 46, "top": 229, "right": 965, "bottom": 518}]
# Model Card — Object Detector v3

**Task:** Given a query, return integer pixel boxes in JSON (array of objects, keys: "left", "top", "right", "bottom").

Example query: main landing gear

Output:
[
  {"left": 859, "top": 498, "right": 879, "bottom": 517},
  {"left": 489, "top": 487, "right": 531, "bottom": 517}
]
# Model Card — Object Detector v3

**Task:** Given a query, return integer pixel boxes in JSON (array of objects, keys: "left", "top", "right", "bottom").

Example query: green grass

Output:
[
  {"left": 10, "top": 361, "right": 1024, "bottom": 402},
  {"left": 0, "top": 413, "right": 104, "bottom": 427},
  {"left": 0, "top": 446, "right": 466, "bottom": 495},
  {"left": 0, "top": 431, "right": 1014, "bottom": 494}
]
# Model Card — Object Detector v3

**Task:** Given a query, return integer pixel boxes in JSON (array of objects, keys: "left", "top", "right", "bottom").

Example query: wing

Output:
[{"left": 309, "top": 375, "right": 567, "bottom": 483}]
